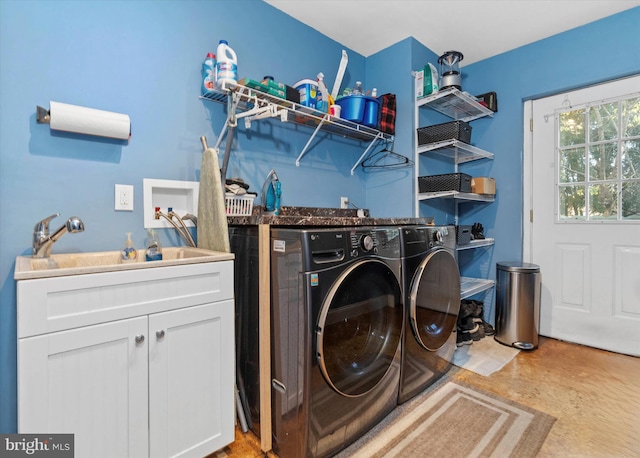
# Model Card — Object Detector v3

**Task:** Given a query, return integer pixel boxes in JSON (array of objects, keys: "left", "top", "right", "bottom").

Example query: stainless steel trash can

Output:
[{"left": 495, "top": 261, "right": 541, "bottom": 350}]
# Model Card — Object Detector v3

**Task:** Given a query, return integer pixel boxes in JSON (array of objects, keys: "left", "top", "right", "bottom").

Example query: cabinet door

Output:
[
  {"left": 18, "top": 316, "right": 149, "bottom": 458},
  {"left": 148, "top": 300, "right": 235, "bottom": 458}
]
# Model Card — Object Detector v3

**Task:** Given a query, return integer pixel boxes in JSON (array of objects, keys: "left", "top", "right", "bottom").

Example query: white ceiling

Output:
[{"left": 264, "top": 0, "right": 640, "bottom": 65}]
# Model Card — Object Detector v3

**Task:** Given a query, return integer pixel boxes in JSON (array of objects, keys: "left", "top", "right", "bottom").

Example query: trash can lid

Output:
[{"left": 497, "top": 261, "right": 540, "bottom": 273}]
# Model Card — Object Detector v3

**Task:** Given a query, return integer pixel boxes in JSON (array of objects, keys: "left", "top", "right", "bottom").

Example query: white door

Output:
[
  {"left": 148, "top": 300, "right": 235, "bottom": 458},
  {"left": 525, "top": 75, "right": 640, "bottom": 356},
  {"left": 18, "top": 316, "right": 149, "bottom": 457}
]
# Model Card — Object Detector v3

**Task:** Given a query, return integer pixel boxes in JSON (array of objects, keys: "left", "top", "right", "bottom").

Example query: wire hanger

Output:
[{"left": 361, "top": 140, "right": 414, "bottom": 172}]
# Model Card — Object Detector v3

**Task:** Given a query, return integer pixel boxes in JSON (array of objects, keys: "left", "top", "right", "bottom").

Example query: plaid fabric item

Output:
[{"left": 377, "top": 93, "right": 396, "bottom": 135}]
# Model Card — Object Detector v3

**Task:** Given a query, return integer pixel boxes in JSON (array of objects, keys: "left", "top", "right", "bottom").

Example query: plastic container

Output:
[
  {"left": 225, "top": 193, "right": 255, "bottom": 216},
  {"left": 201, "top": 52, "right": 216, "bottom": 96},
  {"left": 362, "top": 97, "right": 380, "bottom": 128},
  {"left": 352, "top": 81, "right": 365, "bottom": 96},
  {"left": 145, "top": 229, "right": 163, "bottom": 261},
  {"left": 216, "top": 40, "right": 237, "bottom": 89},
  {"left": 335, "top": 95, "right": 365, "bottom": 123},
  {"left": 293, "top": 79, "right": 318, "bottom": 108}
]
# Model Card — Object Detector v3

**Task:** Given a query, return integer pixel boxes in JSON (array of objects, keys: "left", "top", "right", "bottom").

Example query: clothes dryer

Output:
[
  {"left": 270, "top": 227, "right": 403, "bottom": 457},
  {"left": 398, "top": 225, "right": 460, "bottom": 404}
]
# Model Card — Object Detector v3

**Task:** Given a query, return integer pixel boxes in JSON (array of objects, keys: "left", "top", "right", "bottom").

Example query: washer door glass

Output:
[
  {"left": 410, "top": 249, "right": 461, "bottom": 351},
  {"left": 317, "top": 260, "right": 403, "bottom": 397}
]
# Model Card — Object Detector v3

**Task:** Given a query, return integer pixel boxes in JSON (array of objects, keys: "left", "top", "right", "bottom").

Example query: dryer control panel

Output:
[{"left": 348, "top": 228, "right": 400, "bottom": 259}]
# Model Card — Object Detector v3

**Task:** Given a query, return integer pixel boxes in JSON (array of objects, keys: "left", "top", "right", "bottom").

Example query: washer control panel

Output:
[
  {"left": 301, "top": 227, "right": 400, "bottom": 268},
  {"left": 350, "top": 230, "right": 378, "bottom": 257}
]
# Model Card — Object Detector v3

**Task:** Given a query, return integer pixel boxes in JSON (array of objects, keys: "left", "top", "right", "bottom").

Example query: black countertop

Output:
[{"left": 228, "top": 206, "right": 433, "bottom": 227}]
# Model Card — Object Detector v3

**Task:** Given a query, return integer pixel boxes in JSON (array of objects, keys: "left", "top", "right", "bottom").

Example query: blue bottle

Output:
[
  {"left": 201, "top": 52, "right": 216, "bottom": 96},
  {"left": 145, "top": 229, "right": 163, "bottom": 261}
]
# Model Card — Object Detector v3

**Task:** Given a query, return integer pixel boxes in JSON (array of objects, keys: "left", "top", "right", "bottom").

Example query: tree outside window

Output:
[{"left": 557, "top": 95, "right": 640, "bottom": 221}]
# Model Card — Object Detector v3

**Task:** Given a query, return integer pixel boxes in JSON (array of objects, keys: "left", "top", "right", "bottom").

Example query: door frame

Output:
[{"left": 523, "top": 100, "right": 534, "bottom": 263}]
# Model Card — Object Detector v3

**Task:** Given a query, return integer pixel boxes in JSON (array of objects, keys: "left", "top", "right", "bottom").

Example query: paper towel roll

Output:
[{"left": 49, "top": 101, "right": 131, "bottom": 140}]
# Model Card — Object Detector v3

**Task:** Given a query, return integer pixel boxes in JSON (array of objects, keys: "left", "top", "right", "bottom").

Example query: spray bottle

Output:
[
  {"left": 145, "top": 229, "right": 163, "bottom": 261},
  {"left": 316, "top": 72, "right": 330, "bottom": 113}
]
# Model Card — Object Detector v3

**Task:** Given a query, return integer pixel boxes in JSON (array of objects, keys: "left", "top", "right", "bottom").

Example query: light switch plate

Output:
[{"left": 115, "top": 184, "right": 134, "bottom": 211}]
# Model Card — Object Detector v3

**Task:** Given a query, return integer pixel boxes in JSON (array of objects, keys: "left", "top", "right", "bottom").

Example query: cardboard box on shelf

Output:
[{"left": 471, "top": 177, "right": 496, "bottom": 195}]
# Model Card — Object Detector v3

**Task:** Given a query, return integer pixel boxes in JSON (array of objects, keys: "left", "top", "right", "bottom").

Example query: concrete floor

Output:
[{"left": 213, "top": 337, "right": 640, "bottom": 457}]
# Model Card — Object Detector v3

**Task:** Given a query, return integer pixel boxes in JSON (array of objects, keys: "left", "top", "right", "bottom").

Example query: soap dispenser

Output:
[
  {"left": 145, "top": 229, "right": 163, "bottom": 261},
  {"left": 121, "top": 232, "right": 138, "bottom": 263}
]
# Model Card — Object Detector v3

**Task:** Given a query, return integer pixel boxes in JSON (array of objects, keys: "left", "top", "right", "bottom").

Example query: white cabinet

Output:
[
  {"left": 17, "top": 260, "right": 235, "bottom": 458},
  {"left": 414, "top": 87, "right": 495, "bottom": 299},
  {"left": 18, "top": 317, "right": 150, "bottom": 457},
  {"left": 149, "top": 303, "right": 233, "bottom": 458}
]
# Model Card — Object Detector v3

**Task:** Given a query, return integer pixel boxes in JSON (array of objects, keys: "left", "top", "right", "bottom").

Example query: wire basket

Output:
[{"left": 225, "top": 194, "right": 255, "bottom": 216}]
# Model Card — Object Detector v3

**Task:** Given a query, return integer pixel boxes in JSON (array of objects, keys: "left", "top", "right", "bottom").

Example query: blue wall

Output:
[
  {"left": 1, "top": 0, "right": 638, "bottom": 432},
  {"left": 0, "top": 0, "right": 371, "bottom": 433},
  {"left": 457, "top": 7, "right": 640, "bottom": 324}
]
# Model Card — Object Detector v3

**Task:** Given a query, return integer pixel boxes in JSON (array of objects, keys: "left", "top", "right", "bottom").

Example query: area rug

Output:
[
  {"left": 452, "top": 337, "right": 520, "bottom": 377},
  {"left": 336, "top": 381, "right": 556, "bottom": 458}
]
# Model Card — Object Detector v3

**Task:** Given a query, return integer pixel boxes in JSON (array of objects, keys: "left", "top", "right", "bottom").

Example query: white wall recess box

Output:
[{"left": 143, "top": 178, "right": 199, "bottom": 229}]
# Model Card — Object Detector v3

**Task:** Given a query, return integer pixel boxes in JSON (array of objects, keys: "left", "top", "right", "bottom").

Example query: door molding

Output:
[{"left": 523, "top": 100, "right": 533, "bottom": 263}]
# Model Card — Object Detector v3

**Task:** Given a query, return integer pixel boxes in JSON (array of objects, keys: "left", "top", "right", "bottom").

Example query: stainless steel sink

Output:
[{"left": 15, "top": 247, "right": 234, "bottom": 280}]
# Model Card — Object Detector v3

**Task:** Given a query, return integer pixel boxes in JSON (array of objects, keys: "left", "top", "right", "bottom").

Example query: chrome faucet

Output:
[{"left": 33, "top": 213, "right": 85, "bottom": 258}]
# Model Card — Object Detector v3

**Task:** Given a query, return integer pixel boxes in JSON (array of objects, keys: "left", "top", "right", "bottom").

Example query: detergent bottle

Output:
[
  {"left": 201, "top": 52, "right": 216, "bottom": 96},
  {"left": 316, "top": 72, "right": 330, "bottom": 113},
  {"left": 216, "top": 40, "right": 237, "bottom": 89}
]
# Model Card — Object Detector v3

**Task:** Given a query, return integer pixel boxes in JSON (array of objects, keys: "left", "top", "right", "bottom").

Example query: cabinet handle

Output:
[
  {"left": 156, "top": 330, "right": 165, "bottom": 339},
  {"left": 135, "top": 334, "right": 145, "bottom": 345}
]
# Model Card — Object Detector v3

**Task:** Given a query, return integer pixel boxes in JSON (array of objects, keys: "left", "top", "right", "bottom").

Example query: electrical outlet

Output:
[
  {"left": 115, "top": 184, "right": 134, "bottom": 211},
  {"left": 340, "top": 196, "right": 349, "bottom": 209}
]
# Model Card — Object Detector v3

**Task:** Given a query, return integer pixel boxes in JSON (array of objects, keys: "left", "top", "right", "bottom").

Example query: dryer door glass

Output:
[
  {"left": 410, "top": 249, "right": 461, "bottom": 351},
  {"left": 317, "top": 260, "right": 403, "bottom": 397}
]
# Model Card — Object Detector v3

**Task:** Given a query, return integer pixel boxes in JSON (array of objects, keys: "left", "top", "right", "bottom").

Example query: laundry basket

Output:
[{"left": 225, "top": 194, "right": 255, "bottom": 216}]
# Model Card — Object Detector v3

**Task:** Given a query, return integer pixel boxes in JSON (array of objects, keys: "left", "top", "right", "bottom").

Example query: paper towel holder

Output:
[
  {"left": 36, "top": 102, "right": 131, "bottom": 141},
  {"left": 36, "top": 106, "right": 51, "bottom": 124}
]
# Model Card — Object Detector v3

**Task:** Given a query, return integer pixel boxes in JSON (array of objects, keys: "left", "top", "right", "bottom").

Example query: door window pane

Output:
[
  {"left": 622, "top": 181, "right": 640, "bottom": 220},
  {"left": 622, "top": 139, "right": 640, "bottom": 179},
  {"left": 622, "top": 97, "right": 640, "bottom": 138},
  {"left": 589, "top": 143, "right": 617, "bottom": 181},
  {"left": 589, "top": 102, "right": 618, "bottom": 142},
  {"left": 559, "top": 110, "right": 585, "bottom": 146},
  {"left": 559, "top": 185, "right": 585, "bottom": 220},
  {"left": 560, "top": 147, "right": 585, "bottom": 182},
  {"left": 589, "top": 183, "right": 618, "bottom": 220}
]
